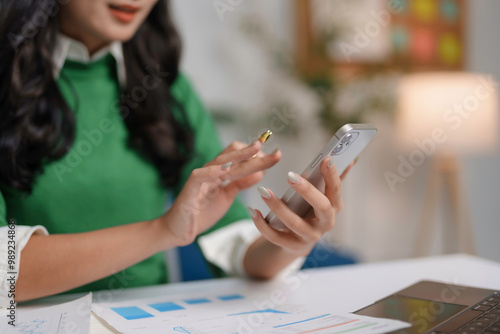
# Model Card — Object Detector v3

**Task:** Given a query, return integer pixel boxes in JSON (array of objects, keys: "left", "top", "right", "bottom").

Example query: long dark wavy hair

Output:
[{"left": 0, "top": 0, "right": 193, "bottom": 193}]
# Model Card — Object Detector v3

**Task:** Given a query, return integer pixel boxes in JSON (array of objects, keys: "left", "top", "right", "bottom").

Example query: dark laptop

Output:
[{"left": 354, "top": 280, "right": 500, "bottom": 334}]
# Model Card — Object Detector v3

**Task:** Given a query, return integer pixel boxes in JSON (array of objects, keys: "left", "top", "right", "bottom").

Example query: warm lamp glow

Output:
[{"left": 396, "top": 72, "right": 499, "bottom": 154}]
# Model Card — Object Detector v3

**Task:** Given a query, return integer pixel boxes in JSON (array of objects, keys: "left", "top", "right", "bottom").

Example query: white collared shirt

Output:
[{"left": 52, "top": 34, "right": 126, "bottom": 88}]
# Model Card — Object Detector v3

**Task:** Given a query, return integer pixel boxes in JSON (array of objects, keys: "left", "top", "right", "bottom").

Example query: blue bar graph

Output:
[
  {"left": 184, "top": 298, "right": 212, "bottom": 305},
  {"left": 111, "top": 293, "right": 249, "bottom": 321},
  {"left": 111, "top": 306, "right": 154, "bottom": 320},
  {"left": 149, "top": 302, "right": 185, "bottom": 312},
  {"left": 217, "top": 294, "right": 245, "bottom": 301}
]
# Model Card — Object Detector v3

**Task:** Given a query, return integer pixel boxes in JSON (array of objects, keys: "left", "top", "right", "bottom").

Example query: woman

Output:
[{"left": 0, "top": 0, "right": 347, "bottom": 305}]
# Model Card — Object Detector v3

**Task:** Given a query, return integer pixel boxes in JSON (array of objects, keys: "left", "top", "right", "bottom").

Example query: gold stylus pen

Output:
[
  {"left": 252, "top": 130, "right": 272, "bottom": 158},
  {"left": 258, "top": 130, "right": 272, "bottom": 144}
]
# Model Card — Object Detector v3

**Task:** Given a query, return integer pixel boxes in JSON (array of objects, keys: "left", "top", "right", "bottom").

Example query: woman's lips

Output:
[{"left": 108, "top": 4, "right": 140, "bottom": 23}]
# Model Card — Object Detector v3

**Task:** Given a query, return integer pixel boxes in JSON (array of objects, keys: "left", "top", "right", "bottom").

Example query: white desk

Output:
[{"left": 72, "top": 254, "right": 500, "bottom": 333}]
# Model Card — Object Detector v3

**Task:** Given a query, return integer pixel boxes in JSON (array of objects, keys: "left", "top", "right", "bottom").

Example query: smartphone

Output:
[{"left": 265, "top": 124, "right": 377, "bottom": 230}]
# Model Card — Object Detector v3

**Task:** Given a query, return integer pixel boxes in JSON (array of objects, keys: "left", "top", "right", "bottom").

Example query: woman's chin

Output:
[{"left": 105, "top": 25, "right": 142, "bottom": 43}]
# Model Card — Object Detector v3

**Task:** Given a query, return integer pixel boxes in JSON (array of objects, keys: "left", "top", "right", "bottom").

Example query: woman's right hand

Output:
[{"left": 156, "top": 140, "right": 281, "bottom": 247}]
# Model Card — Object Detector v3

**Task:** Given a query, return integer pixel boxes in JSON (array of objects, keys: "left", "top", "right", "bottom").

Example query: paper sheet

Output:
[
  {"left": 0, "top": 293, "right": 92, "bottom": 334},
  {"left": 93, "top": 291, "right": 410, "bottom": 334}
]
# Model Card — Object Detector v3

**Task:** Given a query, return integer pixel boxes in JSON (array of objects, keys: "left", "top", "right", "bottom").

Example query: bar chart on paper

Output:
[
  {"left": 93, "top": 291, "right": 410, "bottom": 334},
  {"left": 107, "top": 293, "right": 247, "bottom": 321}
]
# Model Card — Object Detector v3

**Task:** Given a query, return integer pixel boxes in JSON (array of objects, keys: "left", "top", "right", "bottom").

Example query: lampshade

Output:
[{"left": 396, "top": 72, "right": 499, "bottom": 154}]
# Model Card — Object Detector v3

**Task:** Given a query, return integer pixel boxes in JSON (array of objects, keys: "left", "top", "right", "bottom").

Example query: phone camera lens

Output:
[
  {"left": 342, "top": 134, "right": 352, "bottom": 143},
  {"left": 333, "top": 144, "right": 343, "bottom": 155}
]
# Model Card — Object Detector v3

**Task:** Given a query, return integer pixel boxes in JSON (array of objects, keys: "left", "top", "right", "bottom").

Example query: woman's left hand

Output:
[{"left": 249, "top": 158, "right": 353, "bottom": 257}]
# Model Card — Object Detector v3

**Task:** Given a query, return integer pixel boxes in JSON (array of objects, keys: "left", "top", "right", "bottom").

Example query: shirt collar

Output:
[{"left": 53, "top": 33, "right": 126, "bottom": 88}]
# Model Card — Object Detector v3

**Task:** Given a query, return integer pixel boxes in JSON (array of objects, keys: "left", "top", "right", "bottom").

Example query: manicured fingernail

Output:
[
  {"left": 251, "top": 140, "right": 258, "bottom": 146},
  {"left": 257, "top": 186, "right": 271, "bottom": 199},
  {"left": 220, "top": 179, "right": 231, "bottom": 187},
  {"left": 287, "top": 171, "right": 301, "bottom": 184},
  {"left": 328, "top": 158, "right": 334, "bottom": 169},
  {"left": 271, "top": 148, "right": 279, "bottom": 155},
  {"left": 221, "top": 162, "right": 232, "bottom": 170},
  {"left": 248, "top": 206, "right": 258, "bottom": 219}
]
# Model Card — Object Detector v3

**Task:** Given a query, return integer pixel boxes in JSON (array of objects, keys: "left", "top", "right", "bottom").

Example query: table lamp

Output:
[{"left": 396, "top": 72, "right": 498, "bottom": 256}]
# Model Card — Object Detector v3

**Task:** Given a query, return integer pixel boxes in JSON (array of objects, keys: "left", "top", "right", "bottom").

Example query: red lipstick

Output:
[{"left": 108, "top": 4, "right": 140, "bottom": 23}]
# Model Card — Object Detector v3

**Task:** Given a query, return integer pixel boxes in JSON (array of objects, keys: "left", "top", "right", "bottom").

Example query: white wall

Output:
[
  {"left": 463, "top": 0, "right": 500, "bottom": 262},
  {"left": 171, "top": 0, "right": 500, "bottom": 263}
]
